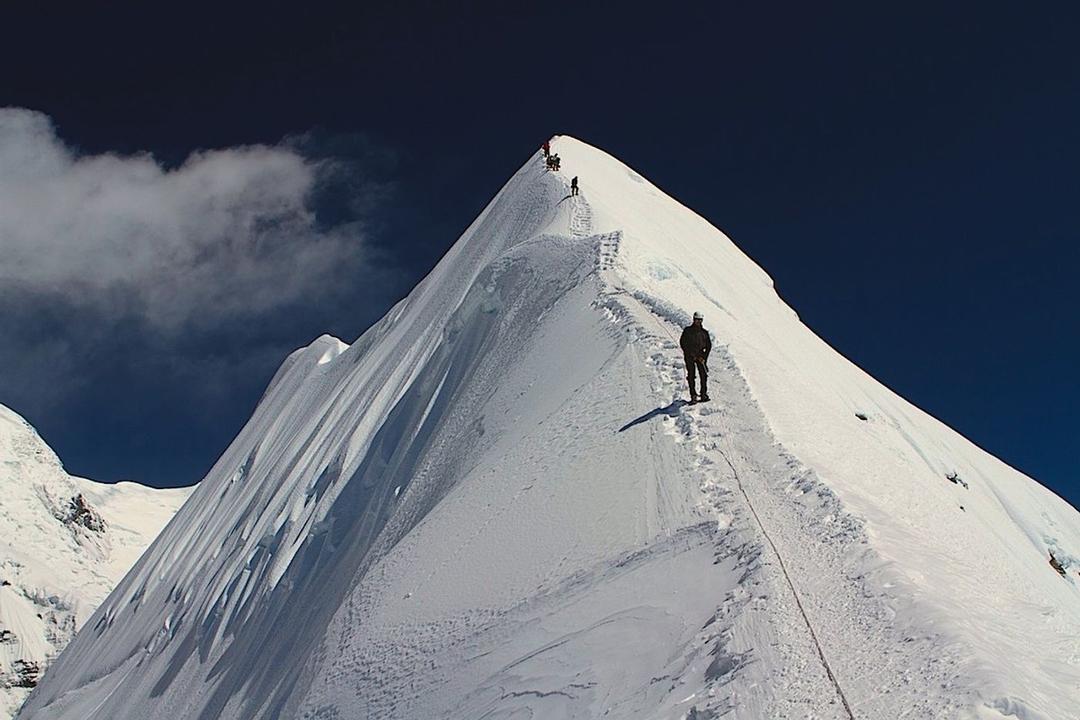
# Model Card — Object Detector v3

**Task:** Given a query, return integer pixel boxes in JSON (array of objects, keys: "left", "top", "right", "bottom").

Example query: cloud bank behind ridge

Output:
[
  {"left": 0, "top": 108, "right": 400, "bottom": 485},
  {"left": 0, "top": 107, "right": 378, "bottom": 330}
]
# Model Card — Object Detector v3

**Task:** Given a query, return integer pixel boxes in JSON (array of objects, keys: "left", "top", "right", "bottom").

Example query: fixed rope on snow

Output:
[
  {"left": 578, "top": 178, "right": 854, "bottom": 713},
  {"left": 618, "top": 290, "right": 858, "bottom": 720}
]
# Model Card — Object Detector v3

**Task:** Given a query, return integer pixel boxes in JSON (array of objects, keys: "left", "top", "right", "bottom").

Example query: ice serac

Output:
[
  {"left": 18, "top": 138, "right": 1080, "bottom": 720},
  {"left": 0, "top": 404, "right": 192, "bottom": 720}
]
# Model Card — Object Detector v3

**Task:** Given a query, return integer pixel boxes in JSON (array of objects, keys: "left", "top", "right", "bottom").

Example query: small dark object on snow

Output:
[
  {"left": 0, "top": 629, "right": 16, "bottom": 643},
  {"left": 65, "top": 493, "right": 106, "bottom": 532},
  {"left": 945, "top": 471, "right": 969, "bottom": 490},
  {"left": 855, "top": 412, "right": 868, "bottom": 421},
  {"left": 1, "top": 579, "right": 10, "bottom": 586},
  {"left": 959, "top": 505, "right": 965, "bottom": 512},
  {"left": 571, "top": 176, "right": 579, "bottom": 196},
  {"left": 1049, "top": 552, "right": 1067, "bottom": 577}
]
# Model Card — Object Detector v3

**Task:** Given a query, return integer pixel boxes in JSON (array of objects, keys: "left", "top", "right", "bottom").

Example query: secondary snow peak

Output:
[{"left": 0, "top": 403, "right": 190, "bottom": 720}]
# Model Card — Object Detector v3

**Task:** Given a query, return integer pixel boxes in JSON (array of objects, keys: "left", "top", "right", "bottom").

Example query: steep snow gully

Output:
[{"left": 18, "top": 138, "right": 1080, "bottom": 720}]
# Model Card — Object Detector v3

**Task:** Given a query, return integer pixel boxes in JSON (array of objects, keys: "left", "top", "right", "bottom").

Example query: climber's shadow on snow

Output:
[{"left": 618, "top": 400, "right": 687, "bottom": 432}]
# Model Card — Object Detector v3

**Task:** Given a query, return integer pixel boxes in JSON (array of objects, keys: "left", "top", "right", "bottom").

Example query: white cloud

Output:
[{"left": 0, "top": 107, "right": 376, "bottom": 331}]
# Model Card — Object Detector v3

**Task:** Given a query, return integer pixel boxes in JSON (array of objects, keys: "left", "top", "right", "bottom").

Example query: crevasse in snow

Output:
[{"left": 16, "top": 137, "right": 1080, "bottom": 720}]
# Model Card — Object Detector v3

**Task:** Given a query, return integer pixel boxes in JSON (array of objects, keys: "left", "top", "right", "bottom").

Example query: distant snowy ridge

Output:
[
  {"left": 0, "top": 404, "right": 192, "bottom": 720},
  {"left": 17, "top": 138, "right": 1080, "bottom": 720}
]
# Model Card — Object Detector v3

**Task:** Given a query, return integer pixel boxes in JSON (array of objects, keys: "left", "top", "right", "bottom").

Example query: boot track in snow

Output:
[{"left": 581, "top": 191, "right": 968, "bottom": 719}]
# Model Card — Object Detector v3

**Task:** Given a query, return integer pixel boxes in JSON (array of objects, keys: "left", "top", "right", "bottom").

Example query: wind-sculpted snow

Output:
[
  {"left": 17, "top": 155, "right": 603, "bottom": 719},
  {"left": 124, "top": 241, "right": 592, "bottom": 720},
  {"left": 18, "top": 138, "right": 1080, "bottom": 720}
]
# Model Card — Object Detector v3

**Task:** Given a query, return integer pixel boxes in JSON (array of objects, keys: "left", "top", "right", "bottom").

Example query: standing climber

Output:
[
  {"left": 542, "top": 140, "right": 551, "bottom": 158},
  {"left": 680, "top": 312, "right": 711, "bottom": 403},
  {"left": 571, "top": 176, "right": 579, "bottom": 196}
]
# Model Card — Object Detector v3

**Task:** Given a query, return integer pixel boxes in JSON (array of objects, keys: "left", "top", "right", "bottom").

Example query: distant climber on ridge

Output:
[
  {"left": 680, "top": 312, "right": 711, "bottom": 403},
  {"left": 542, "top": 140, "right": 550, "bottom": 158},
  {"left": 571, "top": 176, "right": 579, "bottom": 196}
]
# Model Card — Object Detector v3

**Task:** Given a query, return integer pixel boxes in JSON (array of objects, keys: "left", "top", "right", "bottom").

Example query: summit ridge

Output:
[{"left": 17, "top": 137, "right": 1080, "bottom": 720}]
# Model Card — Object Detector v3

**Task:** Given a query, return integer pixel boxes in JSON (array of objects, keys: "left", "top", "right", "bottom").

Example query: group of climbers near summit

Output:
[
  {"left": 541, "top": 140, "right": 580, "bottom": 197},
  {"left": 542, "top": 138, "right": 709, "bottom": 404},
  {"left": 541, "top": 139, "right": 561, "bottom": 171}
]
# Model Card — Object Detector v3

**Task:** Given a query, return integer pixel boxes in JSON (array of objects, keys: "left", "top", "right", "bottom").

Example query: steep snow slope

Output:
[
  {"left": 0, "top": 404, "right": 192, "bottom": 720},
  {"left": 18, "top": 138, "right": 1080, "bottom": 720}
]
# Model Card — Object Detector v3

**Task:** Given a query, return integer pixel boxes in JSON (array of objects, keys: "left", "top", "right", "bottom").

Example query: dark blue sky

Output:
[{"left": 2, "top": 1, "right": 1077, "bottom": 507}]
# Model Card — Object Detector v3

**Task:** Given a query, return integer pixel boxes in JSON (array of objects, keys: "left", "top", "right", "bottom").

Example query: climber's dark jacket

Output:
[{"left": 680, "top": 324, "right": 711, "bottom": 359}]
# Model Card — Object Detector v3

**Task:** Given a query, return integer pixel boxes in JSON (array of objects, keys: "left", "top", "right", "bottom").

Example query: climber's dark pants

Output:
[{"left": 685, "top": 354, "right": 708, "bottom": 399}]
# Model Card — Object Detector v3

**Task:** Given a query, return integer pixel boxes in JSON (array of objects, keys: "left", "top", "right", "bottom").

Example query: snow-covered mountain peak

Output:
[
  {"left": 0, "top": 404, "right": 192, "bottom": 720},
  {"left": 311, "top": 335, "right": 348, "bottom": 365},
  {"left": 17, "top": 137, "right": 1080, "bottom": 720},
  {"left": 0, "top": 405, "right": 62, "bottom": 471}
]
